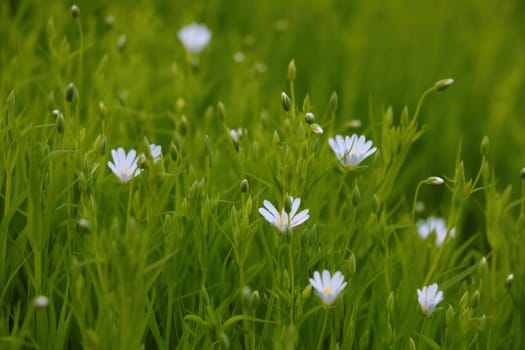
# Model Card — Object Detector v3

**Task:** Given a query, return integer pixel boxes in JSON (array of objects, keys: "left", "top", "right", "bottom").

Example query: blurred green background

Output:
[{"left": 2, "top": 0, "right": 524, "bottom": 189}]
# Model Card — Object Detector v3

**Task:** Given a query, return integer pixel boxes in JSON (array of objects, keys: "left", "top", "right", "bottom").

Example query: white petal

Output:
[{"left": 263, "top": 200, "right": 280, "bottom": 218}]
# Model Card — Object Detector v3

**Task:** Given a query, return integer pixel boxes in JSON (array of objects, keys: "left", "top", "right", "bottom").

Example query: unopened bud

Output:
[
  {"left": 71, "top": 4, "right": 80, "bottom": 19},
  {"left": 358, "top": 330, "right": 370, "bottom": 350},
  {"left": 478, "top": 256, "right": 487, "bottom": 277},
  {"left": 272, "top": 130, "right": 280, "bottom": 146},
  {"left": 284, "top": 196, "right": 292, "bottom": 214},
  {"left": 471, "top": 290, "right": 480, "bottom": 308},
  {"left": 346, "top": 252, "right": 356, "bottom": 277},
  {"left": 98, "top": 134, "right": 107, "bottom": 155},
  {"left": 458, "top": 291, "right": 469, "bottom": 310},
  {"left": 55, "top": 112, "right": 65, "bottom": 134},
  {"left": 480, "top": 136, "right": 489, "bottom": 157},
  {"left": 408, "top": 337, "right": 416, "bottom": 350},
  {"left": 386, "top": 291, "right": 395, "bottom": 314},
  {"left": 446, "top": 305, "right": 455, "bottom": 327},
  {"left": 281, "top": 92, "right": 291, "bottom": 112},
  {"left": 302, "top": 95, "right": 310, "bottom": 113},
  {"left": 309, "top": 123, "right": 323, "bottom": 134},
  {"left": 217, "top": 101, "right": 226, "bottom": 123},
  {"left": 520, "top": 168, "right": 525, "bottom": 180},
  {"left": 433, "top": 78, "right": 454, "bottom": 92},
  {"left": 303, "top": 284, "right": 312, "bottom": 299},
  {"left": 425, "top": 176, "right": 444, "bottom": 185},
  {"left": 506, "top": 273, "right": 514, "bottom": 288},
  {"left": 250, "top": 290, "right": 260, "bottom": 308},
  {"left": 240, "top": 178, "right": 249, "bottom": 193},
  {"left": 180, "top": 115, "right": 188, "bottom": 136},
  {"left": 169, "top": 142, "right": 178, "bottom": 161},
  {"left": 478, "top": 314, "right": 486, "bottom": 332},
  {"left": 98, "top": 101, "right": 107, "bottom": 119},
  {"left": 65, "top": 82, "right": 77, "bottom": 103},
  {"left": 304, "top": 112, "right": 315, "bottom": 124},
  {"left": 242, "top": 286, "right": 252, "bottom": 309},
  {"left": 329, "top": 91, "right": 338, "bottom": 112},
  {"left": 78, "top": 218, "right": 93, "bottom": 234},
  {"left": 33, "top": 295, "right": 50, "bottom": 309},
  {"left": 117, "top": 34, "right": 127, "bottom": 51},
  {"left": 78, "top": 171, "right": 87, "bottom": 193},
  {"left": 352, "top": 184, "right": 360, "bottom": 206},
  {"left": 287, "top": 59, "right": 296, "bottom": 81}
]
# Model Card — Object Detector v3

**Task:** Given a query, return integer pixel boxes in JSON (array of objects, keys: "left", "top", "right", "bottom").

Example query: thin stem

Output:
[
  {"left": 411, "top": 180, "right": 426, "bottom": 222},
  {"left": 316, "top": 309, "right": 329, "bottom": 350},
  {"left": 412, "top": 87, "right": 435, "bottom": 125},
  {"left": 288, "top": 238, "right": 295, "bottom": 322},
  {"left": 125, "top": 181, "right": 134, "bottom": 237}
]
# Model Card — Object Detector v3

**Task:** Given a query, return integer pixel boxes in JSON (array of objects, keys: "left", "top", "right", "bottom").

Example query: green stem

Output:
[
  {"left": 125, "top": 181, "right": 134, "bottom": 237},
  {"left": 288, "top": 238, "right": 295, "bottom": 322},
  {"left": 316, "top": 309, "right": 329, "bottom": 350},
  {"left": 411, "top": 180, "right": 426, "bottom": 222},
  {"left": 412, "top": 87, "right": 434, "bottom": 125}
]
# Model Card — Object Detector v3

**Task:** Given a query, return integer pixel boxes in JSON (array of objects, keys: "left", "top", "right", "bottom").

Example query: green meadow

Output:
[{"left": 1, "top": 0, "right": 525, "bottom": 348}]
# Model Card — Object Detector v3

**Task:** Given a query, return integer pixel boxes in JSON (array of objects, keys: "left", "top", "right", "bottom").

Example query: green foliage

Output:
[{"left": 1, "top": 0, "right": 524, "bottom": 349}]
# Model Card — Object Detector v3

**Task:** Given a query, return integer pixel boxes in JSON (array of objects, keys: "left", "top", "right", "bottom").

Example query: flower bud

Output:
[
  {"left": 329, "top": 91, "right": 338, "bottom": 113},
  {"left": 250, "top": 290, "right": 260, "bottom": 308},
  {"left": 433, "top": 78, "right": 454, "bottom": 92},
  {"left": 478, "top": 314, "right": 486, "bottom": 332},
  {"left": 346, "top": 252, "right": 356, "bottom": 277},
  {"left": 65, "top": 83, "right": 77, "bottom": 103},
  {"left": 358, "top": 329, "right": 370, "bottom": 349},
  {"left": 284, "top": 196, "right": 292, "bottom": 214},
  {"left": 506, "top": 273, "right": 514, "bottom": 288},
  {"left": 71, "top": 4, "right": 80, "bottom": 19},
  {"left": 217, "top": 101, "right": 226, "bottom": 123},
  {"left": 446, "top": 305, "right": 455, "bottom": 327},
  {"left": 304, "top": 112, "right": 315, "bottom": 124},
  {"left": 98, "top": 134, "right": 107, "bottom": 155},
  {"left": 458, "top": 291, "right": 469, "bottom": 311},
  {"left": 287, "top": 59, "right": 296, "bottom": 81},
  {"left": 386, "top": 291, "right": 395, "bottom": 314},
  {"left": 520, "top": 168, "right": 525, "bottom": 180},
  {"left": 309, "top": 123, "right": 323, "bottom": 134},
  {"left": 425, "top": 176, "right": 444, "bottom": 185},
  {"left": 302, "top": 94, "right": 310, "bottom": 113},
  {"left": 471, "top": 290, "right": 480, "bottom": 309},
  {"left": 98, "top": 101, "right": 107, "bottom": 119},
  {"left": 240, "top": 178, "right": 249, "bottom": 193},
  {"left": 480, "top": 136, "right": 489, "bottom": 157},
  {"left": 408, "top": 337, "right": 416, "bottom": 350},
  {"left": 281, "top": 92, "right": 291, "bottom": 112},
  {"left": 302, "top": 284, "right": 312, "bottom": 299},
  {"left": 478, "top": 256, "right": 487, "bottom": 278},
  {"left": 78, "top": 218, "right": 93, "bottom": 234},
  {"left": 218, "top": 332, "right": 230, "bottom": 349},
  {"left": 117, "top": 34, "right": 127, "bottom": 51},
  {"left": 33, "top": 295, "right": 50, "bottom": 309},
  {"left": 180, "top": 115, "right": 188, "bottom": 136},
  {"left": 55, "top": 111, "right": 65, "bottom": 134},
  {"left": 242, "top": 286, "right": 252, "bottom": 309},
  {"left": 272, "top": 130, "right": 280, "bottom": 146},
  {"left": 169, "top": 142, "right": 178, "bottom": 161},
  {"left": 78, "top": 171, "right": 87, "bottom": 193},
  {"left": 352, "top": 184, "right": 360, "bottom": 206}
]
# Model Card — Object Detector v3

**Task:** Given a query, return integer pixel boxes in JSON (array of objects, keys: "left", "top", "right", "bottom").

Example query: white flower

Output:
[
  {"left": 309, "top": 270, "right": 347, "bottom": 306},
  {"left": 417, "top": 283, "right": 443, "bottom": 316},
  {"left": 258, "top": 196, "right": 309, "bottom": 232},
  {"left": 178, "top": 23, "right": 212, "bottom": 54},
  {"left": 149, "top": 144, "right": 162, "bottom": 163},
  {"left": 416, "top": 216, "right": 456, "bottom": 247},
  {"left": 328, "top": 134, "right": 377, "bottom": 170},
  {"left": 107, "top": 147, "right": 142, "bottom": 183}
]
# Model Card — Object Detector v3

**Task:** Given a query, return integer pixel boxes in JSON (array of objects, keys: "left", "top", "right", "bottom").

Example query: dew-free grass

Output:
[{"left": 1, "top": 1, "right": 525, "bottom": 349}]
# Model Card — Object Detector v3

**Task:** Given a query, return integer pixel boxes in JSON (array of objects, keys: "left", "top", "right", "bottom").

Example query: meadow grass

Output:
[{"left": 1, "top": 1, "right": 524, "bottom": 349}]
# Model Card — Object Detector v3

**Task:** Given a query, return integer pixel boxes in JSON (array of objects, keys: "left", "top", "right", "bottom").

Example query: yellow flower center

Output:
[{"left": 323, "top": 287, "right": 332, "bottom": 295}]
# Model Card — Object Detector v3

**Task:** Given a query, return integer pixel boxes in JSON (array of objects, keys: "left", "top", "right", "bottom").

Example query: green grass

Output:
[{"left": 1, "top": 0, "right": 524, "bottom": 349}]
